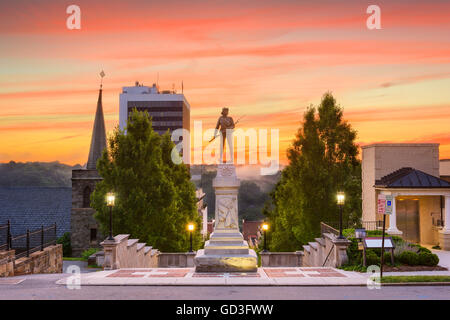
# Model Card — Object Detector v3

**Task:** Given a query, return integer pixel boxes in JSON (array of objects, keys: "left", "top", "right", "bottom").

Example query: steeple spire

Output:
[{"left": 86, "top": 77, "right": 107, "bottom": 170}]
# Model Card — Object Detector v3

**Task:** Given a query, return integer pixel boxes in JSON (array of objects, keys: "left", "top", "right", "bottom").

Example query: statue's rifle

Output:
[{"left": 208, "top": 115, "right": 246, "bottom": 143}]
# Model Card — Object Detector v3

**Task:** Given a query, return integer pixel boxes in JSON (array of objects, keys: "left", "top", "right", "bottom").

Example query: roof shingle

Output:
[
  {"left": 375, "top": 167, "right": 450, "bottom": 188},
  {"left": 0, "top": 187, "right": 71, "bottom": 237}
]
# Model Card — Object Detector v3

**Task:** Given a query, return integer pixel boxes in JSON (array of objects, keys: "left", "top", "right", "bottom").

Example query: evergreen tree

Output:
[
  {"left": 264, "top": 92, "right": 361, "bottom": 251},
  {"left": 91, "top": 109, "right": 202, "bottom": 252}
]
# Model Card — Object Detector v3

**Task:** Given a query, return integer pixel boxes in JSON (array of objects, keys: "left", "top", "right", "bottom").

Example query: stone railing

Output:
[
  {"left": 158, "top": 252, "right": 196, "bottom": 268},
  {"left": 0, "top": 244, "right": 63, "bottom": 277},
  {"left": 302, "top": 233, "right": 350, "bottom": 268},
  {"left": 101, "top": 234, "right": 200, "bottom": 269},
  {"left": 260, "top": 251, "right": 303, "bottom": 267},
  {"left": 101, "top": 234, "right": 159, "bottom": 270},
  {"left": 260, "top": 222, "right": 351, "bottom": 268}
]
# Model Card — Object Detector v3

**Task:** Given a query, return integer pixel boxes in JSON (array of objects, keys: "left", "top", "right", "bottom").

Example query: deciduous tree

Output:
[
  {"left": 91, "top": 109, "right": 202, "bottom": 252},
  {"left": 264, "top": 92, "right": 361, "bottom": 251}
]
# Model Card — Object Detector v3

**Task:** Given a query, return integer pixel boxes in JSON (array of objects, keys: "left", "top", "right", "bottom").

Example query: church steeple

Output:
[{"left": 86, "top": 83, "right": 107, "bottom": 170}]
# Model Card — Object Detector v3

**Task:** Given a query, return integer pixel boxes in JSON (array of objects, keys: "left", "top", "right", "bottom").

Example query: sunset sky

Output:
[{"left": 1, "top": 0, "right": 450, "bottom": 165}]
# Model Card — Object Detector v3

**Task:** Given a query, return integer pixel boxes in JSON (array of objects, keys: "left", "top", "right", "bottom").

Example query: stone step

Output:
[
  {"left": 315, "top": 238, "right": 326, "bottom": 246},
  {"left": 308, "top": 242, "right": 319, "bottom": 250},
  {"left": 204, "top": 240, "right": 250, "bottom": 255},
  {"left": 136, "top": 243, "right": 146, "bottom": 251},
  {"left": 208, "top": 240, "right": 247, "bottom": 246},
  {"left": 204, "top": 248, "right": 250, "bottom": 255},
  {"left": 207, "top": 239, "right": 249, "bottom": 246},
  {"left": 302, "top": 245, "right": 311, "bottom": 253},
  {"left": 210, "top": 230, "right": 242, "bottom": 235},
  {"left": 114, "top": 234, "right": 130, "bottom": 243},
  {"left": 210, "top": 233, "right": 244, "bottom": 240},
  {"left": 127, "top": 239, "right": 139, "bottom": 247},
  {"left": 144, "top": 246, "right": 152, "bottom": 254}
]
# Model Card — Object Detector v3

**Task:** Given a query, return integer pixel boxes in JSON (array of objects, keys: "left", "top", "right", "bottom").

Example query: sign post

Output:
[{"left": 378, "top": 194, "right": 393, "bottom": 279}]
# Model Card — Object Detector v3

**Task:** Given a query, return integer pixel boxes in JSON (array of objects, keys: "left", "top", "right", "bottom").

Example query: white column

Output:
[
  {"left": 442, "top": 195, "right": 450, "bottom": 233},
  {"left": 387, "top": 194, "right": 402, "bottom": 235}
]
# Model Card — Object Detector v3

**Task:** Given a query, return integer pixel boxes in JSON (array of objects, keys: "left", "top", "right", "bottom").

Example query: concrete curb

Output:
[
  {"left": 381, "top": 282, "right": 450, "bottom": 286},
  {"left": 54, "top": 281, "right": 450, "bottom": 287}
]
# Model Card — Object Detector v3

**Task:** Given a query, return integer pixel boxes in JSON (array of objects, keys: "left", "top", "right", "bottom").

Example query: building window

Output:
[
  {"left": 83, "top": 186, "right": 91, "bottom": 208},
  {"left": 90, "top": 228, "right": 97, "bottom": 242}
]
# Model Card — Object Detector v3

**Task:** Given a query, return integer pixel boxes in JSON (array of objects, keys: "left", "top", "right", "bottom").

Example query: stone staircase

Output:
[
  {"left": 301, "top": 232, "right": 350, "bottom": 267},
  {"left": 101, "top": 234, "right": 159, "bottom": 269}
]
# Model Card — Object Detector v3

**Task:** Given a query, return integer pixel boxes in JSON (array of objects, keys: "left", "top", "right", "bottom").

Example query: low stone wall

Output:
[
  {"left": 158, "top": 252, "right": 196, "bottom": 268},
  {"left": 15, "top": 245, "right": 63, "bottom": 276},
  {"left": 260, "top": 251, "right": 303, "bottom": 267},
  {"left": 259, "top": 230, "right": 350, "bottom": 268},
  {"left": 0, "top": 250, "right": 15, "bottom": 277}
]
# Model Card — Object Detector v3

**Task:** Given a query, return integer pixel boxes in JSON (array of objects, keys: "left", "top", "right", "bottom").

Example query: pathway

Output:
[{"left": 56, "top": 267, "right": 369, "bottom": 286}]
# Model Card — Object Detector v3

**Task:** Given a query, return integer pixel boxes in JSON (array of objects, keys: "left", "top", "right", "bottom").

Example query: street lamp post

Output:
[
  {"left": 261, "top": 223, "right": 269, "bottom": 252},
  {"left": 106, "top": 193, "right": 115, "bottom": 241},
  {"left": 188, "top": 223, "right": 194, "bottom": 252},
  {"left": 337, "top": 191, "right": 345, "bottom": 239}
]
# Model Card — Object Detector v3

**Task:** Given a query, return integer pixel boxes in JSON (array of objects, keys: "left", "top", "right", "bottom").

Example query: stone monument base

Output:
[
  {"left": 194, "top": 163, "right": 257, "bottom": 273},
  {"left": 194, "top": 229, "right": 257, "bottom": 272}
]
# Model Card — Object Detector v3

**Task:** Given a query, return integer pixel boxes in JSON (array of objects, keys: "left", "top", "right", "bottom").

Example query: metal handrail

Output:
[{"left": 7, "top": 223, "right": 57, "bottom": 259}]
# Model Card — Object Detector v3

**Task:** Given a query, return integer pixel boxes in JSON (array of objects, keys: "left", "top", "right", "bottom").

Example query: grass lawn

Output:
[
  {"left": 381, "top": 275, "right": 450, "bottom": 283},
  {"left": 63, "top": 257, "right": 86, "bottom": 261}
]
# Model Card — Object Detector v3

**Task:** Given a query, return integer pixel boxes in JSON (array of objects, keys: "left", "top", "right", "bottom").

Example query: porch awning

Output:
[{"left": 374, "top": 167, "right": 450, "bottom": 189}]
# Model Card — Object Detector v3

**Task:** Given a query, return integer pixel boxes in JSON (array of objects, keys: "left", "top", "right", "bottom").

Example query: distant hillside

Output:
[
  {"left": 0, "top": 161, "right": 82, "bottom": 187},
  {"left": 191, "top": 165, "right": 281, "bottom": 221}
]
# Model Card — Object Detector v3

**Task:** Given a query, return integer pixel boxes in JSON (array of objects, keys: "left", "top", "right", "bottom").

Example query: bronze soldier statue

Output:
[{"left": 213, "top": 107, "right": 235, "bottom": 163}]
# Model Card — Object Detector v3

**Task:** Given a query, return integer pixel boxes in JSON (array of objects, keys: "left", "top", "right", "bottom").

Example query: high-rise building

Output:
[{"left": 119, "top": 81, "right": 190, "bottom": 135}]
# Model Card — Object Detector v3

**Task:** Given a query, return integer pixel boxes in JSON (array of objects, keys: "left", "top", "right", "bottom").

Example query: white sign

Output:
[
  {"left": 364, "top": 238, "right": 394, "bottom": 249},
  {"left": 385, "top": 195, "right": 393, "bottom": 215}
]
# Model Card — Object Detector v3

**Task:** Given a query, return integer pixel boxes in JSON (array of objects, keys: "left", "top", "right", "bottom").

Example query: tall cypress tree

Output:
[
  {"left": 264, "top": 92, "right": 361, "bottom": 251},
  {"left": 91, "top": 109, "right": 202, "bottom": 252}
]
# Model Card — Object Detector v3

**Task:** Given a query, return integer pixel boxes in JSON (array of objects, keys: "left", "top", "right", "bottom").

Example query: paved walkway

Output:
[
  {"left": 56, "top": 267, "right": 369, "bottom": 286},
  {"left": 434, "top": 249, "right": 450, "bottom": 270},
  {"left": 382, "top": 250, "right": 450, "bottom": 277}
]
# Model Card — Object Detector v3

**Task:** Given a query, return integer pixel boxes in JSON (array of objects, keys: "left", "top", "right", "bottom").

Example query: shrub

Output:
[
  {"left": 57, "top": 232, "right": 72, "bottom": 257},
  {"left": 383, "top": 252, "right": 392, "bottom": 265},
  {"left": 364, "top": 249, "right": 380, "bottom": 266},
  {"left": 410, "top": 243, "right": 431, "bottom": 254},
  {"left": 81, "top": 248, "right": 99, "bottom": 261},
  {"left": 418, "top": 252, "right": 439, "bottom": 266},
  {"left": 398, "top": 251, "right": 419, "bottom": 266},
  {"left": 342, "top": 228, "right": 355, "bottom": 238},
  {"left": 391, "top": 236, "right": 405, "bottom": 245},
  {"left": 346, "top": 238, "right": 362, "bottom": 265},
  {"left": 394, "top": 242, "right": 419, "bottom": 257}
]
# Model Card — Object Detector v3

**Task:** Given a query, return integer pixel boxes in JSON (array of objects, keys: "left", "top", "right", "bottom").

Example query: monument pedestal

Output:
[{"left": 194, "top": 164, "right": 257, "bottom": 272}]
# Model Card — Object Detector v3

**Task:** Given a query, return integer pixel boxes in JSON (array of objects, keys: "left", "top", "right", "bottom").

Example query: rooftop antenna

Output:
[
  {"left": 182, "top": 80, "right": 184, "bottom": 94},
  {"left": 157, "top": 72, "right": 159, "bottom": 87},
  {"left": 99, "top": 70, "right": 105, "bottom": 89}
]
